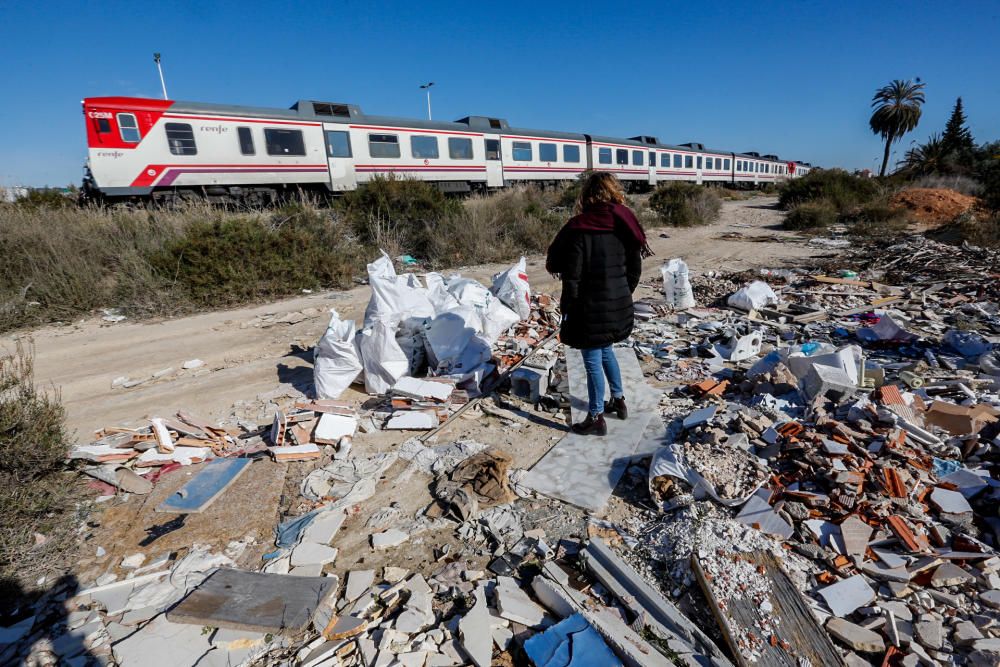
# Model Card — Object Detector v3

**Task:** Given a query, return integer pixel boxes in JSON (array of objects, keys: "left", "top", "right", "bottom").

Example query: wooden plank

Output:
[
  {"left": 155, "top": 458, "right": 253, "bottom": 514},
  {"left": 692, "top": 550, "right": 843, "bottom": 667},
  {"left": 166, "top": 567, "right": 338, "bottom": 635}
]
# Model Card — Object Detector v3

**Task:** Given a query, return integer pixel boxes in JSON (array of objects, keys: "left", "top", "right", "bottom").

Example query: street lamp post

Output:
[
  {"left": 420, "top": 82, "right": 434, "bottom": 120},
  {"left": 153, "top": 53, "right": 168, "bottom": 100}
]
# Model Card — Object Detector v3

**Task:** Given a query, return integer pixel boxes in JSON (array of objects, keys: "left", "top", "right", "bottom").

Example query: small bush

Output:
[
  {"left": 150, "top": 205, "right": 366, "bottom": 307},
  {"left": 952, "top": 210, "right": 1000, "bottom": 248},
  {"left": 911, "top": 174, "right": 983, "bottom": 196},
  {"left": 425, "top": 186, "right": 564, "bottom": 266},
  {"left": 779, "top": 169, "right": 881, "bottom": 213},
  {"left": 848, "top": 204, "right": 911, "bottom": 237},
  {"left": 13, "top": 189, "right": 76, "bottom": 209},
  {"left": 783, "top": 200, "right": 838, "bottom": 230},
  {"left": 337, "top": 175, "right": 460, "bottom": 257},
  {"left": 648, "top": 182, "right": 722, "bottom": 227},
  {"left": 0, "top": 342, "right": 77, "bottom": 601}
]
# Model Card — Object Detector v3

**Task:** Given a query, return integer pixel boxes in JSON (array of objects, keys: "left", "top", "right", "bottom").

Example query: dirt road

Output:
[{"left": 6, "top": 197, "right": 822, "bottom": 438}]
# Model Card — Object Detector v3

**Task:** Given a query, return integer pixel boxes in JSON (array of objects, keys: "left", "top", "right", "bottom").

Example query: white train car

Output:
[{"left": 82, "top": 95, "right": 816, "bottom": 202}]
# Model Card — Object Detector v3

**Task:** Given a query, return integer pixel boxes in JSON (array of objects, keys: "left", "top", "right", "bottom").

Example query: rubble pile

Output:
[{"left": 621, "top": 244, "right": 1000, "bottom": 665}]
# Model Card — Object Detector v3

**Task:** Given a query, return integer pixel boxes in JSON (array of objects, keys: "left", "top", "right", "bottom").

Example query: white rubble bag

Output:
[
  {"left": 447, "top": 278, "right": 520, "bottom": 343},
  {"left": 425, "top": 272, "right": 462, "bottom": 316},
  {"left": 363, "top": 251, "right": 434, "bottom": 328},
  {"left": 423, "top": 311, "right": 478, "bottom": 372},
  {"left": 727, "top": 280, "right": 779, "bottom": 312},
  {"left": 491, "top": 257, "right": 532, "bottom": 320},
  {"left": 313, "top": 310, "right": 363, "bottom": 399},
  {"left": 661, "top": 258, "right": 696, "bottom": 309},
  {"left": 356, "top": 318, "right": 410, "bottom": 395}
]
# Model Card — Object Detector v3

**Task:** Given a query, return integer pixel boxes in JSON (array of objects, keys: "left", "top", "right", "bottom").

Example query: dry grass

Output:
[{"left": 0, "top": 342, "right": 80, "bottom": 604}]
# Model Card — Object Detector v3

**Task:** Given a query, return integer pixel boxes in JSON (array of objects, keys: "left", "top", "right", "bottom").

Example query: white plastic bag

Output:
[
  {"left": 727, "top": 280, "right": 778, "bottom": 312},
  {"left": 661, "top": 258, "right": 696, "bottom": 309},
  {"left": 491, "top": 257, "right": 531, "bottom": 320},
  {"left": 363, "top": 251, "right": 434, "bottom": 328},
  {"left": 423, "top": 312, "right": 478, "bottom": 372},
  {"left": 356, "top": 319, "right": 410, "bottom": 394},
  {"left": 425, "top": 272, "right": 462, "bottom": 315},
  {"left": 313, "top": 310, "right": 363, "bottom": 399},
  {"left": 447, "top": 277, "right": 519, "bottom": 342}
]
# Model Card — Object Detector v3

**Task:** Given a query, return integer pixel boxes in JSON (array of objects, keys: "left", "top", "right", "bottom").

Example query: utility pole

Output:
[
  {"left": 154, "top": 53, "right": 168, "bottom": 100},
  {"left": 420, "top": 82, "right": 434, "bottom": 120}
]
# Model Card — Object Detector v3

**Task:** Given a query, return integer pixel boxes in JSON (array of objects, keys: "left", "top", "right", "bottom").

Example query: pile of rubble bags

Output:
[
  {"left": 622, "top": 246, "right": 1000, "bottom": 666},
  {"left": 313, "top": 253, "right": 558, "bottom": 432}
]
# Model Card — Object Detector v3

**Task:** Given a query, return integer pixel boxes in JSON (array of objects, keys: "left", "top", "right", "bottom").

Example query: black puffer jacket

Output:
[{"left": 546, "top": 205, "right": 643, "bottom": 349}]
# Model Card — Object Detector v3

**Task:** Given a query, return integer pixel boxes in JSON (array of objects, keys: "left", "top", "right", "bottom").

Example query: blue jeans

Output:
[{"left": 581, "top": 345, "right": 624, "bottom": 417}]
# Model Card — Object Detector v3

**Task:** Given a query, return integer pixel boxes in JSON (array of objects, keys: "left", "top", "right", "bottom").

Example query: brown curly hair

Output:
[{"left": 576, "top": 171, "right": 626, "bottom": 213}]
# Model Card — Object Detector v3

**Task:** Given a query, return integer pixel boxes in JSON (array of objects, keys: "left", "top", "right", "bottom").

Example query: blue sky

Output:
[{"left": 1, "top": 0, "right": 998, "bottom": 187}]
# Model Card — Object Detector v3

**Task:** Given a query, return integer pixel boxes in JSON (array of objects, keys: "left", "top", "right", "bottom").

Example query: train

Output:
[{"left": 80, "top": 95, "right": 814, "bottom": 204}]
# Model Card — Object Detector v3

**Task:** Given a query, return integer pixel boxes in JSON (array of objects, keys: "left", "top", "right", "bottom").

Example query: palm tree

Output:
[
  {"left": 902, "top": 134, "right": 948, "bottom": 176},
  {"left": 870, "top": 79, "right": 926, "bottom": 176}
]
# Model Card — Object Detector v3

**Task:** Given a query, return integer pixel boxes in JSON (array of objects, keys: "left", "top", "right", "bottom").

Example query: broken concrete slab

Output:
[
  {"left": 930, "top": 562, "right": 975, "bottom": 588},
  {"left": 818, "top": 575, "right": 876, "bottom": 617},
  {"left": 495, "top": 576, "right": 548, "bottom": 628},
  {"left": 370, "top": 529, "right": 409, "bottom": 550},
  {"left": 826, "top": 617, "right": 886, "bottom": 653},
  {"left": 735, "top": 489, "right": 794, "bottom": 540},
  {"left": 839, "top": 515, "right": 873, "bottom": 557},
  {"left": 166, "top": 568, "right": 338, "bottom": 635},
  {"left": 291, "top": 542, "right": 338, "bottom": 567},
  {"left": 345, "top": 570, "right": 375, "bottom": 603},
  {"left": 459, "top": 585, "right": 492, "bottom": 667},
  {"left": 929, "top": 487, "right": 974, "bottom": 514}
]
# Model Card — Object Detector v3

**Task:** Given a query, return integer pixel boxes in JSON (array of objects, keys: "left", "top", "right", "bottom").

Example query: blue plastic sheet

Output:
[{"left": 932, "top": 458, "right": 962, "bottom": 478}]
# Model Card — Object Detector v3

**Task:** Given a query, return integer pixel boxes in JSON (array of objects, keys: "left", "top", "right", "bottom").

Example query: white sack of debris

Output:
[
  {"left": 313, "top": 309, "right": 363, "bottom": 400},
  {"left": 727, "top": 280, "right": 779, "bottom": 312},
  {"left": 661, "top": 258, "right": 696, "bottom": 310}
]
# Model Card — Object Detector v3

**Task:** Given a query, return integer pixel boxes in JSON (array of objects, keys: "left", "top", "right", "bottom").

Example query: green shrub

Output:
[
  {"left": 337, "top": 175, "right": 460, "bottom": 257},
  {"left": 13, "top": 189, "right": 75, "bottom": 209},
  {"left": 426, "top": 186, "right": 564, "bottom": 266},
  {"left": 648, "top": 182, "right": 722, "bottom": 226},
  {"left": 150, "top": 206, "right": 365, "bottom": 307},
  {"left": 783, "top": 200, "right": 838, "bottom": 230},
  {"left": 0, "top": 342, "right": 76, "bottom": 601},
  {"left": 778, "top": 169, "right": 882, "bottom": 213},
  {"left": 848, "top": 204, "right": 910, "bottom": 237}
]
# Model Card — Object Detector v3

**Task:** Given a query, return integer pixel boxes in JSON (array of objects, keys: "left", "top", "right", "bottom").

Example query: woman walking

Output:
[{"left": 546, "top": 172, "right": 652, "bottom": 436}]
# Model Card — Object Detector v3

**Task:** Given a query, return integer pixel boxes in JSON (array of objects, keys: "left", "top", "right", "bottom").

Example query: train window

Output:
[
  {"left": 684, "top": 155, "right": 693, "bottom": 169},
  {"left": 368, "top": 133, "right": 400, "bottom": 158},
  {"left": 632, "top": 150, "right": 643, "bottom": 166},
  {"left": 238, "top": 127, "right": 255, "bottom": 156},
  {"left": 598, "top": 148, "right": 612, "bottom": 164},
  {"left": 615, "top": 149, "right": 628, "bottom": 165},
  {"left": 265, "top": 128, "right": 307, "bottom": 156},
  {"left": 512, "top": 141, "right": 532, "bottom": 161},
  {"left": 673, "top": 154, "right": 682, "bottom": 168},
  {"left": 411, "top": 135, "right": 439, "bottom": 159},
  {"left": 660, "top": 154, "right": 668, "bottom": 167},
  {"left": 485, "top": 139, "right": 500, "bottom": 160},
  {"left": 538, "top": 143, "right": 557, "bottom": 162},
  {"left": 563, "top": 145, "right": 580, "bottom": 163},
  {"left": 649, "top": 152, "right": 656, "bottom": 167},
  {"left": 448, "top": 137, "right": 474, "bottom": 159},
  {"left": 696, "top": 156, "right": 702, "bottom": 169},
  {"left": 165, "top": 123, "right": 197, "bottom": 155},
  {"left": 724, "top": 159, "right": 731, "bottom": 170},
  {"left": 96, "top": 118, "right": 111, "bottom": 133},
  {"left": 326, "top": 130, "right": 352, "bottom": 158},
  {"left": 117, "top": 113, "right": 140, "bottom": 143}
]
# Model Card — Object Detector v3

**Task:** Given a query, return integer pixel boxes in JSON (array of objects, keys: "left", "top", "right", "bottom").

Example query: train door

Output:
[
  {"left": 324, "top": 127, "right": 356, "bottom": 191},
  {"left": 648, "top": 151, "right": 657, "bottom": 186},
  {"left": 484, "top": 136, "right": 503, "bottom": 187},
  {"left": 696, "top": 155, "right": 704, "bottom": 185}
]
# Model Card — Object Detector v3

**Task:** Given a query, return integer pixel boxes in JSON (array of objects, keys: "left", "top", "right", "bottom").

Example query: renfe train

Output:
[{"left": 81, "top": 96, "right": 814, "bottom": 203}]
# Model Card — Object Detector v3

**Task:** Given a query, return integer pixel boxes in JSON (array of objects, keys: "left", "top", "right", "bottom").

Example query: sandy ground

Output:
[
  {"left": 5, "top": 196, "right": 820, "bottom": 438},
  {"left": 10, "top": 196, "right": 835, "bottom": 586}
]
